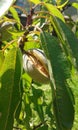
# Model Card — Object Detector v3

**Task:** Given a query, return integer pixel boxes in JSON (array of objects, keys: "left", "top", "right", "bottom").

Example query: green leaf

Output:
[
  {"left": 0, "top": 26, "right": 13, "bottom": 43},
  {"left": 31, "top": 86, "right": 44, "bottom": 121},
  {"left": 43, "top": 3, "right": 65, "bottom": 22},
  {"left": 52, "top": 17, "right": 78, "bottom": 70},
  {"left": 40, "top": 32, "right": 74, "bottom": 130},
  {"left": 48, "top": 15, "right": 78, "bottom": 71},
  {"left": 0, "top": 0, "right": 15, "bottom": 18},
  {"left": 15, "top": 79, "right": 23, "bottom": 121},
  {"left": 9, "top": 6, "right": 21, "bottom": 29},
  {"left": 29, "top": 1, "right": 64, "bottom": 22},
  {"left": 0, "top": 47, "right": 22, "bottom": 130},
  {"left": 0, "top": 50, "right": 5, "bottom": 69},
  {"left": 72, "top": 2, "right": 78, "bottom": 9},
  {"left": 29, "top": 0, "right": 40, "bottom": 4},
  {"left": 57, "top": 0, "right": 69, "bottom": 9}
]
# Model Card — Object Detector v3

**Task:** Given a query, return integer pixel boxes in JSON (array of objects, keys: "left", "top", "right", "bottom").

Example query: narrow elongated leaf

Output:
[
  {"left": 30, "top": 0, "right": 40, "bottom": 4},
  {"left": 57, "top": 0, "right": 69, "bottom": 9},
  {"left": 0, "top": 0, "right": 15, "bottom": 18},
  {"left": 0, "top": 47, "right": 22, "bottom": 130},
  {"left": 40, "top": 32, "right": 74, "bottom": 130},
  {"left": 29, "top": 1, "right": 64, "bottom": 22},
  {"left": 51, "top": 17, "right": 78, "bottom": 70},
  {"left": 72, "top": 2, "right": 78, "bottom": 9},
  {"left": 0, "top": 50, "right": 4, "bottom": 69},
  {"left": 9, "top": 6, "right": 21, "bottom": 29},
  {"left": 43, "top": 3, "right": 65, "bottom": 22}
]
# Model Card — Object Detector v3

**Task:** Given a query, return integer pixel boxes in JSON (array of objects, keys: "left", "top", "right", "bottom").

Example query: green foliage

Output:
[
  {"left": 9, "top": 6, "right": 21, "bottom": 29},
  {"left": 0, "top": 50, "right": 4, "bottom": 69},
  {"left": 55, "top": 18, "right": 78, "bottom": 69},
  {"left": 43, "top": 3, "right": 65, "bottom": 22},
  {"left": 40, "top": 32, "right": 74, "bottom": 130},
  {"left": 0, "top": 48, "right": 22, "bottom": 130},
  {"left": 0, "top": 0, "right": 78, "bottom": 130},
  {"left": 72, "top": 2, "right": 78, "bottom": 9}
]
